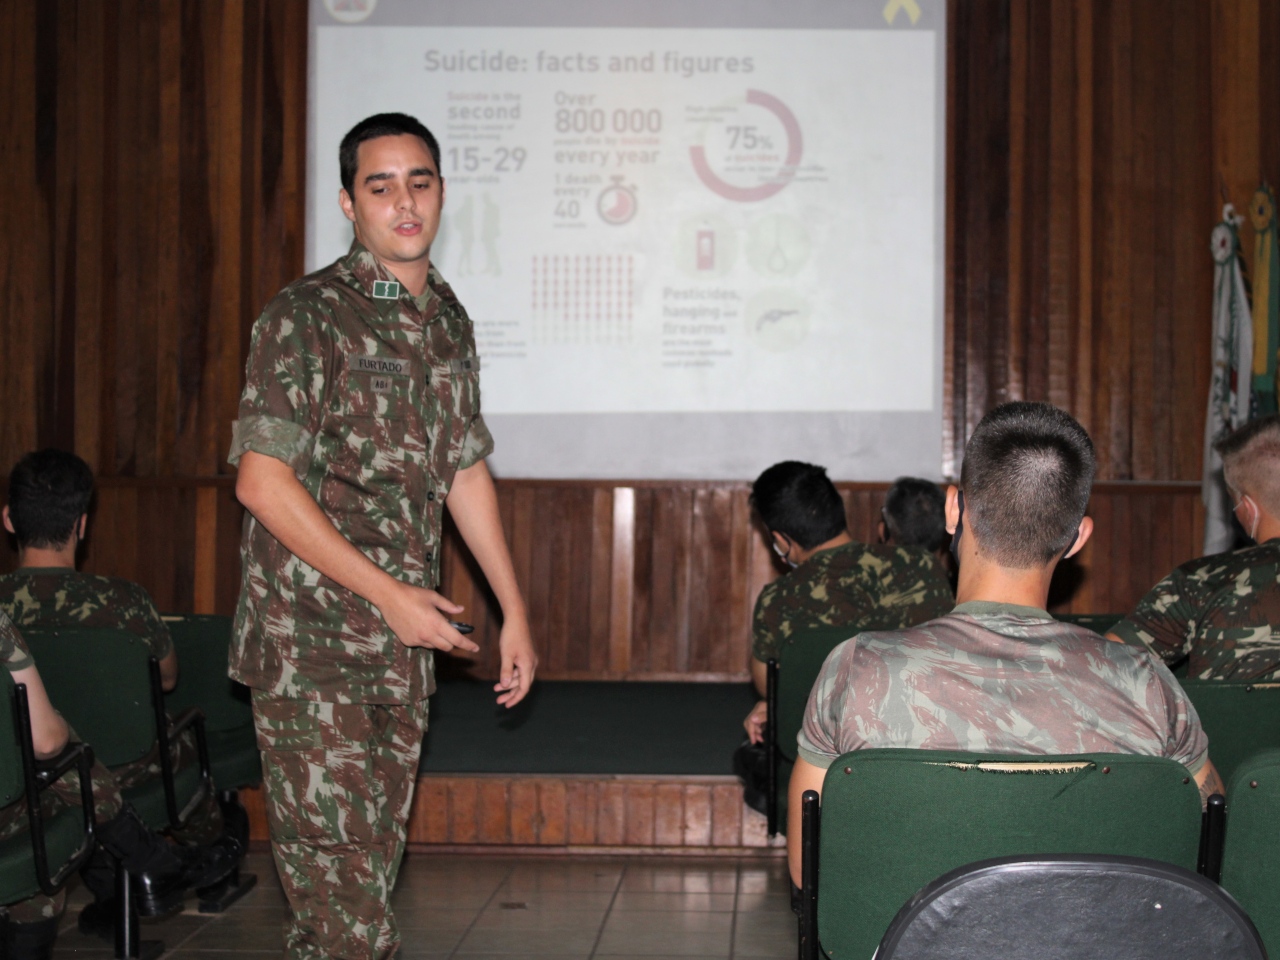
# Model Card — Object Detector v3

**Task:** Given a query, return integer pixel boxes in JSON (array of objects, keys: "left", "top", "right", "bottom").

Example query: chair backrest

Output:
[
  {"left": 162, "top": 614, "right": 252, "bottom": 732},
  {"left": 1052, "top": 612, "right": 1124, "bottom": 635},
  {"left": 0, "top": 670, "right": 24, "bottom": 808},
  {"left": 877, "top": 855, "right": 1266, "bottom": 960},
  {"left": 1179, "top": 679, "right": 1280, "bottom": 785},
  {"left": 19, "top": 627, "right": 157, "bottom": 768},
  {"left": 776, "top": 625, "right": 882, "bottom": 762},
  {"left": 1221, "top": 748, "right": 1280, "bottom": 957},
  {"left": 816, "top": 749, "right": 1203, "bottom": 960}
]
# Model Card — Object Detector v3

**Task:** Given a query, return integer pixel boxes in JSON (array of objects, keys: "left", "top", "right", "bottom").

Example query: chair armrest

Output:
[
  {"left": 766, "top": 658, "right": 779, "bottom": 836},
  {"left": 14, "top": 684, "right": 97, "bottom": 894},
  {"left": 149, "top": 657, "right": 213, "bottom": 829}
]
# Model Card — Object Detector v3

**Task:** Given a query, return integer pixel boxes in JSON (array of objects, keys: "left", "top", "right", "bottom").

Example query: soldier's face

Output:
[{"left": 339, "top": 134, "right": 445, "bottom": 268}]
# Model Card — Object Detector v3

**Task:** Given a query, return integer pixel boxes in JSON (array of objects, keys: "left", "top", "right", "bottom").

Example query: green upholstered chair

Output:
[
  {"left": 1052, "top": 612, "right": 1125, "bottom": 635},
  {"left": 765, "top": 625, "right": 862, "bottom": 836},
  {"left": 1221, "top": 748, "right": 1280, "bottom": 957},
  {"left": 161, "top": 614, "right": 258, "bottom": 911},
  {"left": 798, "top": 750, "right": 1204, "bottom": 960},
  {"left": 162, "top": 615, "right": 260, "bottom": 792},
  {"left": 0, "top": 672, "right": 96, "bottom": 911},
  {"left": 18, "top": 627, "right": 212, "bottom": 834},
  {"left": 1179, "top": 680, "right": 1280, "bottom": 786}
]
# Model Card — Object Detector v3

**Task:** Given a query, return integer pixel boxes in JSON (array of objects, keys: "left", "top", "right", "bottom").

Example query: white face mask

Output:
[
  {"left": 1234, "top": 493, "right": 1261, "bottom": 541},
  {"left": 772, "top": 538, "right": 798, "bottom": 569}
]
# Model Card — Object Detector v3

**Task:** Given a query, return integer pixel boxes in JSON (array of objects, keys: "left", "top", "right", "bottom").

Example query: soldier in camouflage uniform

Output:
[
  {"left": 786, "top": 403, "right": 1222, "bottom": 885},
  {"left": 1110, "top": 415, "right": 1280, "bottom": 681},
  {"left": 741, "top": 463, "right": 952, "bottom": 746},
  {"left": 229, "top": 113, "right": 536, "bottom": 960},
  {"left": 0, "top": 450, "right": 223, "bottom": 846}
]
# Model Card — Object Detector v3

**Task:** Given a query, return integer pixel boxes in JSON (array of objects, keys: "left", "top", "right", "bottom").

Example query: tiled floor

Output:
[{"left": 50, "top": 851, "right": 797, "bottom": 958}]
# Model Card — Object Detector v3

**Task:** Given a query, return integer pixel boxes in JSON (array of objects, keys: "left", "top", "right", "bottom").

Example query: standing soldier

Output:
[{"left": 229, "top": 113, "right": 536, "bottom": 960}]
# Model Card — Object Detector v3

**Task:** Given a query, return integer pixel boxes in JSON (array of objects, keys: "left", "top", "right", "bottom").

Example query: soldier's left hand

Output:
[{"left": 495, "top": 616, "right": 538, "bottom": 707}]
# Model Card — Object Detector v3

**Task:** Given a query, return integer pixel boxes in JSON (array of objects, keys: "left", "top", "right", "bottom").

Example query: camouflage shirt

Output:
[
  {"left": 798, "top": 601, "right": 1208, "bottom": 775},
  {"left": 752, "top": 542, "right": 953, "bottom": 662},
  {"left": 0, "top": 610, "right": 32, "bottom": 673},
  {"left": 1111, "top": 539, "right": 1280, "bottom": 681},
  {"left": 0, "top": 568, "right": 172, "bottom": 660},
  {"left": 228, "top": 241, "right": 492, "bottom": 704}
]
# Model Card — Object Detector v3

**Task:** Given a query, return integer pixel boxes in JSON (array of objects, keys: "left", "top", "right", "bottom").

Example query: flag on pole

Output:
[
  {"left": 1204, "top": 205, "right": 1254, "bottom": 554},
  {"left": 1250, "top": 185, "right": 1279, "bottom": 416}
]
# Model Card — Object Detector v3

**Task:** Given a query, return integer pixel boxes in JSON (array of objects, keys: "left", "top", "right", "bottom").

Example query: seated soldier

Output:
[
  {"left": 741, "top": 462, "right": 953, "bottom": 748},
  {"left": 0, "top": 450, "right": 238, "bottom": 931},
  {"left": 787, "top": 402, "right": 1221, "bottom": 884},
  {"left": 877, "top": 476, "right": 955, "bottom": 582},
  {"left": 0, "top": 611, "right": 231, "bottom": 956},
  {"left": 1108, "top": 414, "right": 1280, "bottom": 680}
]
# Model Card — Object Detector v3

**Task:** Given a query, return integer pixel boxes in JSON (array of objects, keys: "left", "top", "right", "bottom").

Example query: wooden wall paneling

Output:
[{"left": 609, "top": 487, "right": 635, "bottom": 675}]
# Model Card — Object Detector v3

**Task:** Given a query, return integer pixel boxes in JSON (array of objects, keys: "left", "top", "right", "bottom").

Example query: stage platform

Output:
[{"left": 240, "top": 679, "right": 782, "bottom": 854}]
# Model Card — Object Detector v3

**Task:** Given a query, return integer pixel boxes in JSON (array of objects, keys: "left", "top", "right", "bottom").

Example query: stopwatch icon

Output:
[{"left": 598, "top": 177, "right": 638, "bottom": 225}]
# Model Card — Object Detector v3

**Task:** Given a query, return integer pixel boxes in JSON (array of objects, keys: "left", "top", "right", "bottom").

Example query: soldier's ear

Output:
[
  {"left": 339, "top": 187, "right": 356, "bottom": 224},
  {"left": 944, "top": 485, "right": 961, "bottom": 535},
  {"left": 1, "top": 506, "right": 13, "bottom": 536},
  {"left": 1062, "top": 516, "right": 1093, "bottom": 561}
]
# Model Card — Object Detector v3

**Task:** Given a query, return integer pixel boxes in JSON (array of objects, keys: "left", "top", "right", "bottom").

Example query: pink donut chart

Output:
[{"left": 689, "top": 89, "right": 804, "bottom": 203}]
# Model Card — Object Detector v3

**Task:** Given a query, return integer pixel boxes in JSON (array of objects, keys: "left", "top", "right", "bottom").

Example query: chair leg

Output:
[
  {"left": 112, "top": 858, "right": 163, "bottom": 960},
  {"left": 195, "top": 790, "right": 257, "bottom": 914}
]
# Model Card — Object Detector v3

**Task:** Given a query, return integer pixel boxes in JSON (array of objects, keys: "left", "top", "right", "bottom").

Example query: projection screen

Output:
[{"left": 308, "top": 0, "right": 947, "bottom": 479}]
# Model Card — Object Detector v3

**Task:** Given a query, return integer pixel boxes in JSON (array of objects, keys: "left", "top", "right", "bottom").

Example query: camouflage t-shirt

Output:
[
  {"left": 228, "top": 241, "right": 493, "bottom": 704},
  {"left": 0, "top": 568, "right": 172, "bottom": 660},
  {"left": 1111, "top": 539, "right": 1280, "bottom": 681},
  {"left": 752, "top": 542, "right": 953, "bottom": 662},
  {"left": 798, "top": 601, "right": 1208, "bottom": 774},
  {"left": 0, "top": 610, "right": 32, "bottom": 673}
]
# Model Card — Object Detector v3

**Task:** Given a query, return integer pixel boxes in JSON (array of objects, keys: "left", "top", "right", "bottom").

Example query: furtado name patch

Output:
[{"left": 352, "top": 355, "right": 410, "bottom": 377}]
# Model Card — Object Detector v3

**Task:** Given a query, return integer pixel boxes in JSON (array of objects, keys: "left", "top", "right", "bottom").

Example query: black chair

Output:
[
  {"left": 876, "top": 855, "right": 1267, "bottom": 960},
  {"left": 0, "top": 673, "right": 97, "bottom": 958}
]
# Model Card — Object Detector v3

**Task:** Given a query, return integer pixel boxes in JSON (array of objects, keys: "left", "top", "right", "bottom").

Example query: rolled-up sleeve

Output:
[{"left": 228, "top": 297, "right": 329, "bottom": 473}]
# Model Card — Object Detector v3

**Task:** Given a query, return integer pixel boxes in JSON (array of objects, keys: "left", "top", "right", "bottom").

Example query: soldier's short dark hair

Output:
[
  {"left": 959, "top": 402, "right": 1096, "bottom": 568},
  {"left": 7, "top": 449, "right": 95, "bottom": 549},
  {"left": 339, "top": 113, "right": 441, "bottom": 196},
  {"left": 883, "top": 477, "right": 947, "bottom": 551},
  {"left": 1217, "top": 414, "right": 1280, "bottom": 515},
  {"left": 750, "top": 461, "right": 847, "bottom": 550}
]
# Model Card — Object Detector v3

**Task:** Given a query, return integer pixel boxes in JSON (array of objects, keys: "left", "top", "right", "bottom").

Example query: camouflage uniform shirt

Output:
[
  {"left": 752, "top": 542, "right": 953, "bottom": 662},
  {"left": 798, "top": 601, "right": 1208, "bottom": 774},
  {"left": 0, "top": 568, "right": 173, "bottom": 660},
  {"left": 1, "top": 609, "right": 32, "bottom": 673},
  {"left": 228, "top": 241, "right": 492, "bottom": 704},
  {"left": 1111, "top": 539, "right": 1280, "bottom": 681}
]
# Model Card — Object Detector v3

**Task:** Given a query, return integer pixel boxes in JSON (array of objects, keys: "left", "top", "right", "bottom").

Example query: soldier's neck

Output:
[
  {"left": 953, "top": 538, "right": 1054, "bottom": 611},
  {"left": 792, "top": 531, "right": 853, "bottom": 565},
  {"left": 17, "top": 544, "right": 77, "bottom": 571},
  {"left": 1255, "top": 512, "right": 1280, "bottom": 544},
  {"left": 377, "top": 257, "right": 431, "bottom": 299}
]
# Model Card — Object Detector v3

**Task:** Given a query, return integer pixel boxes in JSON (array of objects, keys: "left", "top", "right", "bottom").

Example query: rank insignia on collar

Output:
[{"left": 372, "top": 280, "right": 401, "bottom": 299}]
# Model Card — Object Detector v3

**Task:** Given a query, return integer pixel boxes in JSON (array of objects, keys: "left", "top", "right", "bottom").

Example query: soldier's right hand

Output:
[{"left": 379, "top": 583, "right": 481, "bottom": 654}]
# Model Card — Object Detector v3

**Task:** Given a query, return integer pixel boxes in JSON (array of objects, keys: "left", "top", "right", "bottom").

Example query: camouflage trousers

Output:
[
  {"left": 252, "top": 692, "right": 428, "bottom": 960},
  {"left": 0, "top": 754, "right": 124, "bottom": 922},
  {"left": 112, "top": 725, "right": 224, "bottom": 844}
]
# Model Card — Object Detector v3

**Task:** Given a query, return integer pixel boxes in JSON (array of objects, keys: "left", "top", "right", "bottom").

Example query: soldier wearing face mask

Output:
[
  {"left": 738, "top": 461, "right": 953, "bottom": 751},
  {"left": 1110, "top": 414, "right": 1280, "bottom": 681}
]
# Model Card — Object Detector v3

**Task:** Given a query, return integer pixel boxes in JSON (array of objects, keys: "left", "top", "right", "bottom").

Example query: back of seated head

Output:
[
  {"left": 960, "top": 401, "right": 1096, "bottom": 568},
  {"left": 1216, "top": 413, "right": 1280, "bottom": 518},
  {"left": 883, "top": 477, "right": 947, "bottom": 551},
  {"left": 751, "top": 460, "right": 847, "bottom": 550},
  {"left": 7, "top": 448, "right": 94, "bottom": 548}
]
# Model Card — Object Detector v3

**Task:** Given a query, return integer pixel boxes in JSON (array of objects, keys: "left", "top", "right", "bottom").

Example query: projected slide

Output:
[{"left": 312, "top": 26, "right": 937, "bottom": 416}]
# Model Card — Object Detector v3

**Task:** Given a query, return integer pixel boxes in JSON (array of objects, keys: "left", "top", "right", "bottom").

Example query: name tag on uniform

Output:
[
  {"left": 353, "top": 355, "right": 411, "bottom": 393},
  {"left": 372, "top": 280, "right": 401, "bottom": 299},
  {"left": 449, "top": 357, "right": 481, "bottom": 374}
]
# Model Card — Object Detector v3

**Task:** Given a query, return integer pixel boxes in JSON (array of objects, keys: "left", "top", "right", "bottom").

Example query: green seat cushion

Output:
[
  {"left": 1053, "top": 612, "right": 1124, "bottom": 634},
  {"left": 776, "top": 626, "right": 867, "bottom": 763},
  {"left": 816, "top": 750, "right": 1202, "bottom": 960},
  {"left": 0, "top": 807, "right": 90, "bottom": 907},
  {"left": 1222, "top": 749, "right": 1280, "bottom": 958},
  {"left": 163, "top": 615, "right": 254, "bottom": 733},
  {"left": 1179, "top": 680, "right": 1280, "bottom": 785}
]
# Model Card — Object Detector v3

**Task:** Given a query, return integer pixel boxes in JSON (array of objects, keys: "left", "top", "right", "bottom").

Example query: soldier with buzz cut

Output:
[
  {"left": 785, "top": 402, "right": 1223, "bottom": 885},
  {"left": 740, "top": 461, "right": 952, "bottom": 748},
  {"left": 229, "top": 112, "right": 536, "bottom": 960},
  {"left": 1108, "top": 414, "right": 1280, "bottom": 681}
]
